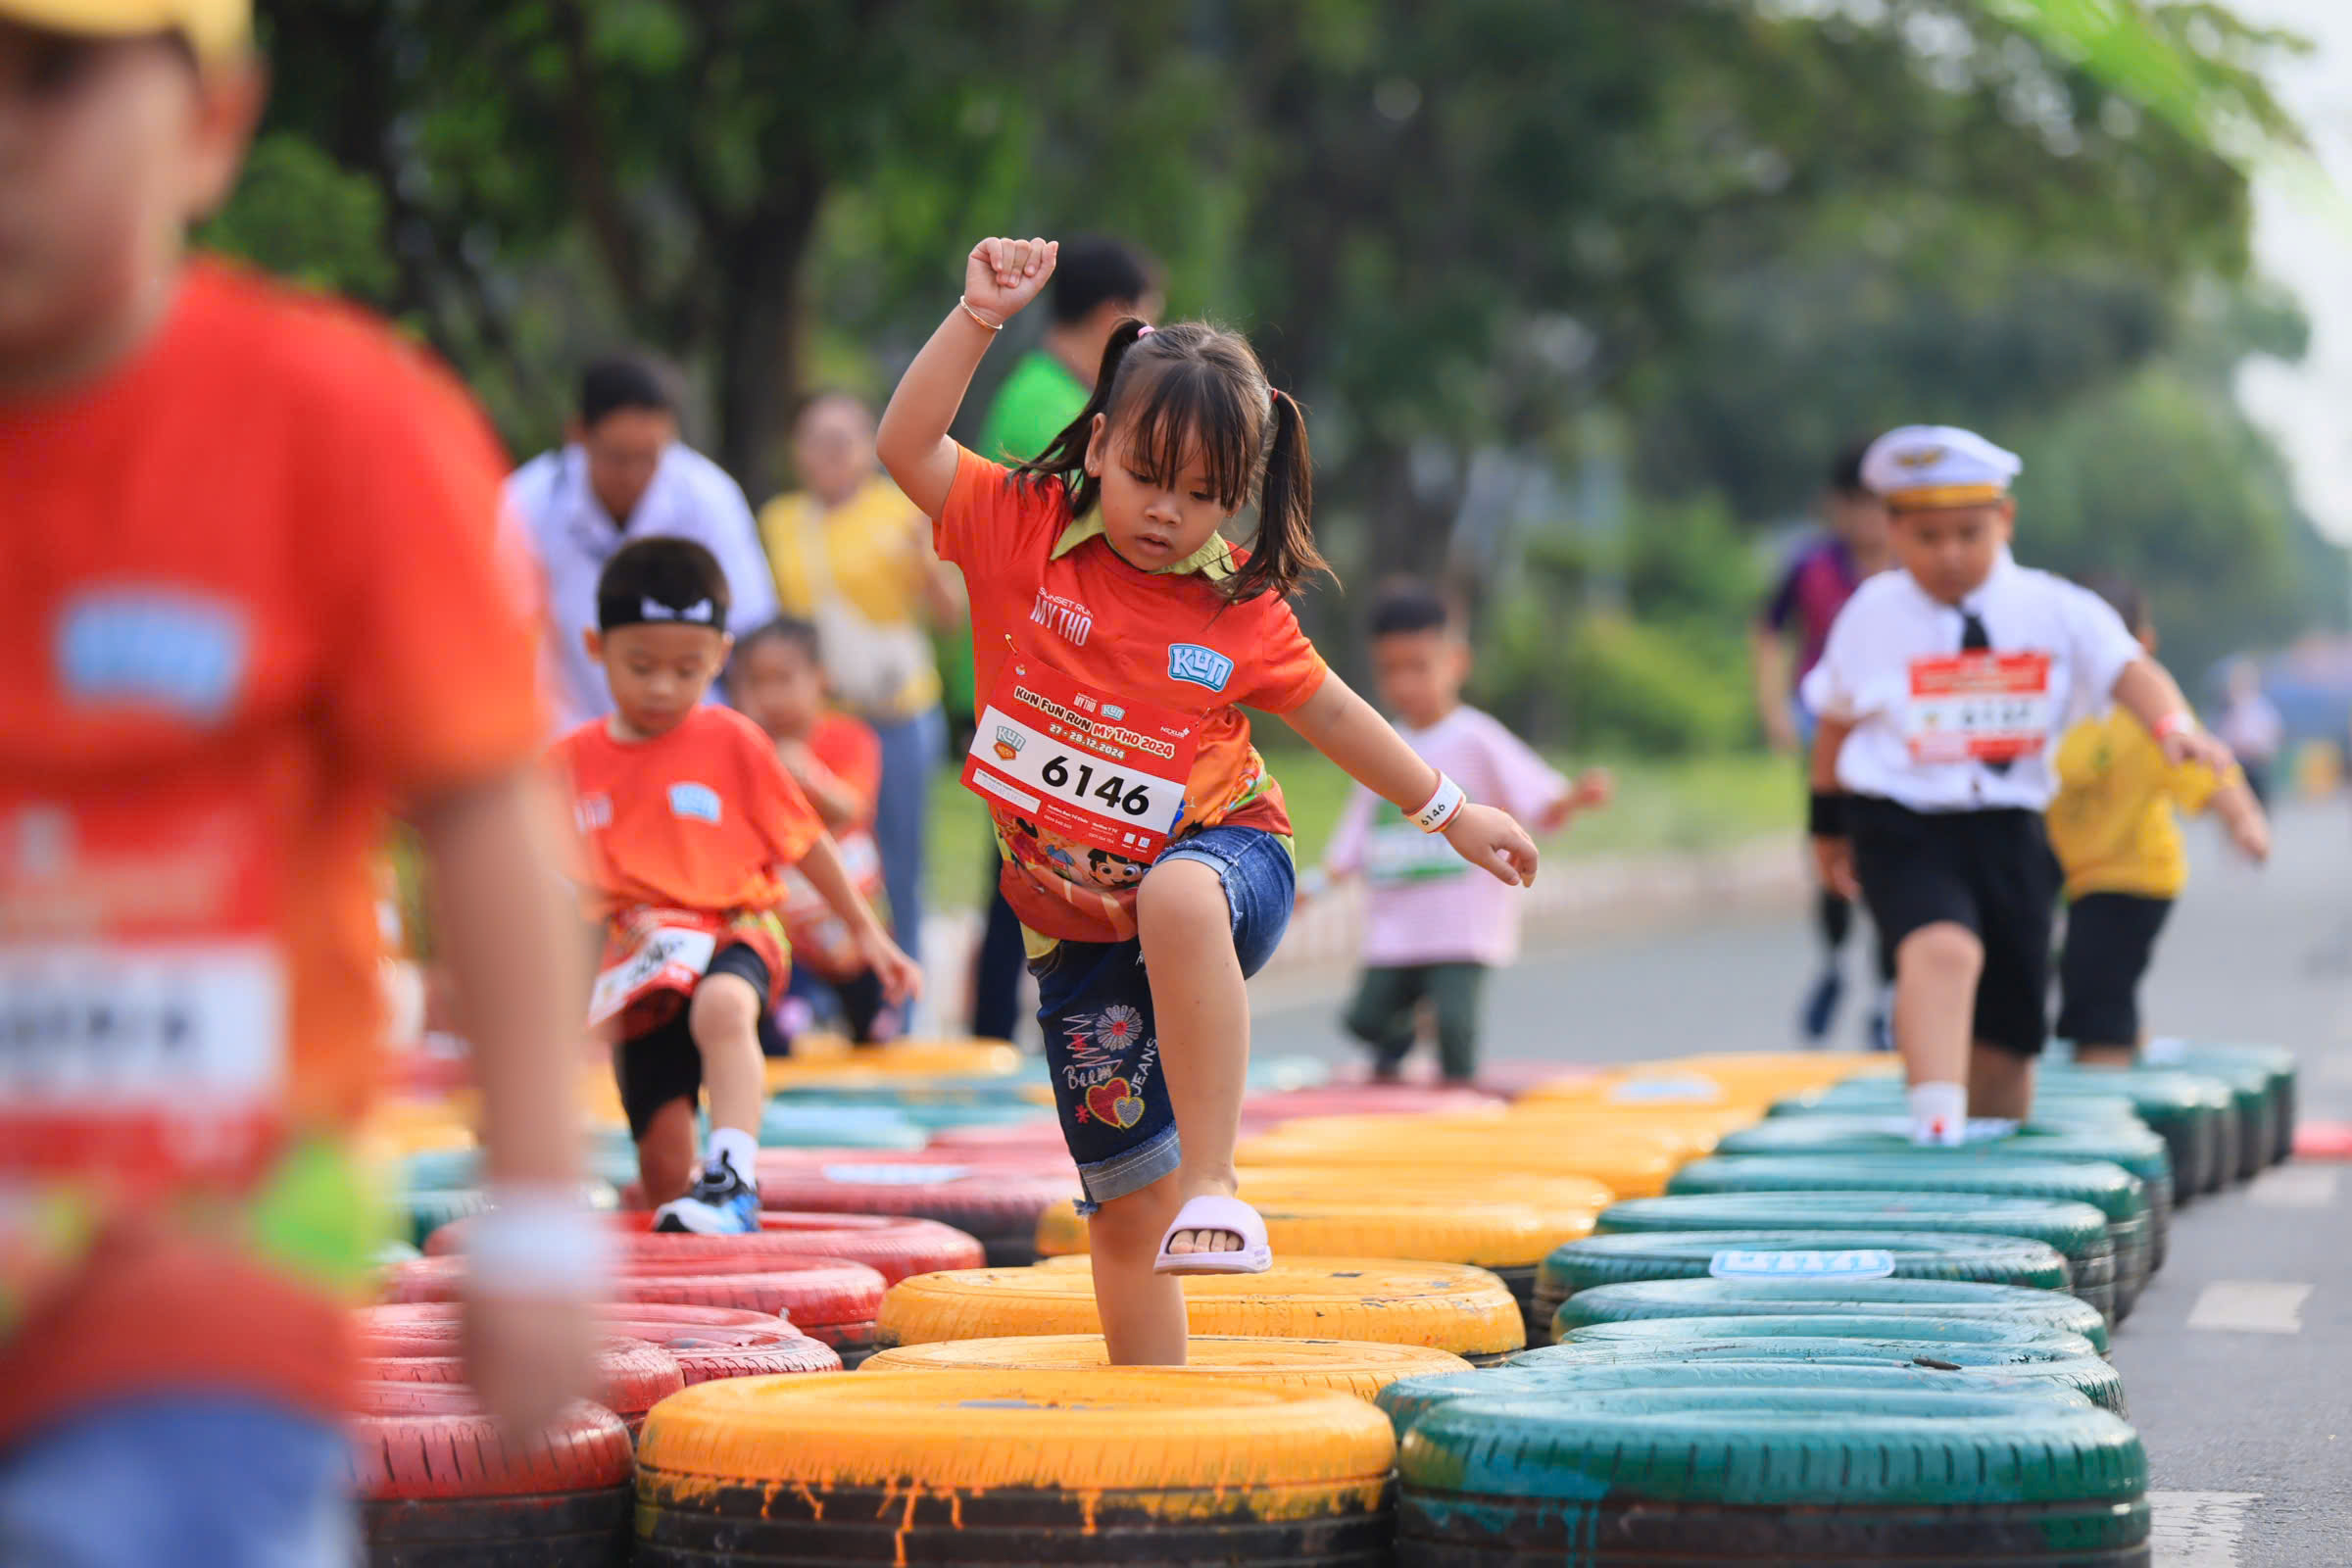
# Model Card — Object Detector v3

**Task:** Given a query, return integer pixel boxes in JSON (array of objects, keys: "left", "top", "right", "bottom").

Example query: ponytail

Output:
[
  {"left": 1013, "top": 318, "right": 1151, "bottom": 514},
  {"left": 1225, "top": 388, "right": 1331, "bottom": 605}
]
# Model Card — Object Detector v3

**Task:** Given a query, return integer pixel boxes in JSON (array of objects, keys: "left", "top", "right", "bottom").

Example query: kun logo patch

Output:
[
  {"left": 668, "top": 782, "right": 722, "bottom": 823},
  {"left": 1166, "top": 643, "right": 1235, "bottom": 693}
]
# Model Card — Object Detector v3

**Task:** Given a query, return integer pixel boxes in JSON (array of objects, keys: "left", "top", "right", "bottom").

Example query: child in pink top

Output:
[{"left": 1322, "top": 588, "right": 1612, "bottom": 1081}]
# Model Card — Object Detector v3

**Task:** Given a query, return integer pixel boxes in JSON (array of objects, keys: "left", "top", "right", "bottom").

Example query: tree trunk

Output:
[{"left": 711, "top": 171, "right": 826, "bottom": 500}]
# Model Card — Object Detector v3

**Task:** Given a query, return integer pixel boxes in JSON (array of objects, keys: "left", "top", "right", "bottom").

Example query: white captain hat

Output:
[{"left": 1861, "top": 425, "right": 2022, "bottom": 512}]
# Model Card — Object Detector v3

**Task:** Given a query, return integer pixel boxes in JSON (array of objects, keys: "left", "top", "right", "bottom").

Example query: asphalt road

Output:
[{"left": 1255, "top": 800, "right": 2352, "bottom": 1567}]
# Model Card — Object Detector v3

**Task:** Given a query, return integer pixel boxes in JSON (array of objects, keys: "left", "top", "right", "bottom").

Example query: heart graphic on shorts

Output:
[{"left": 1086, "top": 1078, "right": 1145, "bottom": 1129}]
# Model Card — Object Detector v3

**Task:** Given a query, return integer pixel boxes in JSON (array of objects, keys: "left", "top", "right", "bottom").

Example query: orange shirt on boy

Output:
[
  {"left": 937, "top": 449, "right": 1329, "bottom": 949},
  {"left": 550, "top": 706, "right": 824, "bottom": 1024},
  {"left": 805, "top": 711, "right": 883, "bottom": 826},
  {"left": 0, "top": 260, "right": 542, "bottom": 1443}
]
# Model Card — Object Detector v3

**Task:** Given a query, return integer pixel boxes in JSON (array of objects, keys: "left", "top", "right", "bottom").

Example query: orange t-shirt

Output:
[
  {"left": 549, "top": 705, "right": 824, "bottom": 921},
  {"left": 0, "top": 261, "right": 542, "bottom": 1440},
  {"left": 938, "top": 449, "right": 1329, "bottom": 945},
  {"left": 806, "top": 710, "right": 882, "bottom": 826}
]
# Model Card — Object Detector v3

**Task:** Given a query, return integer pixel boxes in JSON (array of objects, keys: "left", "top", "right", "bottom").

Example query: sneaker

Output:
[
  {"left": 654, "top": 1156, "right": 760, "bottom": 1235},
  {"left": 1798, "top": 967, "right": 1844, "bottom": 1044}
]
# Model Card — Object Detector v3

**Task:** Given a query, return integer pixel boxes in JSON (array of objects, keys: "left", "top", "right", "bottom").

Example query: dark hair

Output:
[
  {"left": 1017, "top": 320, "right": 1330, "bottom": 604},
  {"left": 1051, "top": 237, "right": 1160, "bottom": 326},
  {"left": 580, "top": 356, "right": 674, "bottom": 427},
  {"left": 1369, "top": 585, "right": 1452, "bottom": 640},
  {"left": 733, "top": 615, "right": 824, "bottom": 667},
  {"left": 596, "top": 537, "right": 730, "bottom": 633},
  {"left": 2083, "top": 574, "right": 2149, "bottom": 633},
  {"left": 1828, "top": 436, "right": 1876, "bottom": 496}
]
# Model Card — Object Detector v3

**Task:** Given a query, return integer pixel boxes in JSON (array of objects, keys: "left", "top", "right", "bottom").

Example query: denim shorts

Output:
[
  {"left": 1030, "top": 823, "right": 1295, "bottom": 1213},
  {"left": 0, "top": 1395, "right": 356, "bottom": 1567}
]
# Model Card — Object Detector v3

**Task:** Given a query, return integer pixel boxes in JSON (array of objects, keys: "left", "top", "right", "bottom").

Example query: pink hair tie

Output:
[{"left": 1137, "top": 324, "right": 1155, "bottom": 337}]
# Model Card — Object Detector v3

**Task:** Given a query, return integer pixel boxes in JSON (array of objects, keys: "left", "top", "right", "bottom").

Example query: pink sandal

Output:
[{"left": 1152, "top": 1194, "right": 1273, "bottom": 1276}]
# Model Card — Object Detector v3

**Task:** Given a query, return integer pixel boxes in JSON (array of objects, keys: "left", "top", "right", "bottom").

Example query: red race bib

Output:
[{"left": 1906, "top": 652, "right": 2053, "bottom": 764}]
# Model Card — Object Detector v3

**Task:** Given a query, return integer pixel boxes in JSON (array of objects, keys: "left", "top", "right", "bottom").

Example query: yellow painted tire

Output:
[
  {"left": 634, "top": 1369, "right": 1395, "bottom": 1563},
  {"left": 1035, "top": 1197, "right": 1588, "bottom": 1268},
  {"left": 1234, "top": 1134, "right": 1679, "bottom": 1199},
  {"left": 878, "top": 1259, "right": 1525, "bottom": 1358},
  {"left": 1256, "top": 1110, "right": 1724, "bottom": 1160},
  {"left": 860, "top": 1334, "right": 1468, "bottom": 1397},
  {"left": 1237, "top": 1168, "right": 1615, "bottom": 1215}
]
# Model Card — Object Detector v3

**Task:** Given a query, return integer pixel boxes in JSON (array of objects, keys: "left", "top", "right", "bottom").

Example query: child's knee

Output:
[
  {"left": 1137, "top": 858, "right": 1228, "bottom": 941},
  {"left": 688, "top": 971, "right": 762, "bottom": 1045},
  {"left": 1898, "top": 923, "right": 1984, "bottom": 982},
  {"left": 1087, "top": 1177, "right": 1181, "bottom": 1257}
]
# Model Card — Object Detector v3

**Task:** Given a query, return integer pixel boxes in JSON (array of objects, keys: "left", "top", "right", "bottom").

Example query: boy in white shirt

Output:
[
  {"left": 1322, "top": 588, "right": 1612, "bottom": 1082},
  {"left": 1803, "top": 427, "right": 2234, "bottom": 1143}
]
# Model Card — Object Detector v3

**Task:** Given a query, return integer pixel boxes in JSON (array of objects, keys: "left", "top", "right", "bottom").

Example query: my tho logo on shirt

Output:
[
  {"left": 1031, "top": 589, "right": 1093, "bottom": 647},
  {"left": 668, "top": 782, "right": 722, "bottom": 824},
  {"left": 1166, "top": 643, "right": 1234, "bottom": 693},
  {"left": 55, "top": 588, "right": 248, "bottom": 721}
]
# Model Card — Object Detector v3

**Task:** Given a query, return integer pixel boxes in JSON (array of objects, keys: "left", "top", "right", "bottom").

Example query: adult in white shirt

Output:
[
  {"left": 2216, "top": 659, "right": 2283, "bottom": 808},
  {"left": 1803, "top": 425, "right": 2232, "bottom": 1144},
  {"left": 508, "top": 358, "right": 779, "bottom": 726}
]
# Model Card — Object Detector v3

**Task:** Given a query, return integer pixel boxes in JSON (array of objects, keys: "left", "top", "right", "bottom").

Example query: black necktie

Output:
[{"left": 1960, "top": 608, "right": 2010, "bottom": 775}]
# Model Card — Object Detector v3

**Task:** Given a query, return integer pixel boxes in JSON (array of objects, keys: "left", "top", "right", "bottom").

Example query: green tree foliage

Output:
[{"left": 212, "top": 0, "right": 2331, "bottom": 746}]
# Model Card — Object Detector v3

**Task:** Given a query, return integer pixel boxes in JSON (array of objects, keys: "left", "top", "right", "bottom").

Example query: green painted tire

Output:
[
  {"left": 1593, "top": 1194, "right": 2115, "bottom": 1325},
  {"left": 1547, "top": 1274, "right": 2109, "bottom": 1354},
  {"left": 1713, "top": 1114, "right": 2178, "bottom": 1208},
  {"left": 2145, "top": 1041, "right": 2295, "bottom": 1163},
  {"left": 1393, "top": 1386, "right": 2147, "bottom": 1566},
  {"left": 1666, "top": 1153, "right": 2158, "bottom": 1280}
]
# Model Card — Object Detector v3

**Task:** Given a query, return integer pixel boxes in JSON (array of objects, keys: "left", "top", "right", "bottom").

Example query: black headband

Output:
[{"left": 598, "top": 593, "right": 723, "bottom": 633}]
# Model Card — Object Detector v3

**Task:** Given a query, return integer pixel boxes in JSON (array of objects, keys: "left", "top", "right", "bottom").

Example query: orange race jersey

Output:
[
  {"left": 549, "top": 705, "right": 824, "bottom": 921},
  {"left": 806, "top": 710, "right": 882, "bottom": 826},
  {"left": 0, "top": 260, "right": 542, "bottom": 1440},
  {"left": 938, "top": 448, "right": 1329, "bottom": 946}
]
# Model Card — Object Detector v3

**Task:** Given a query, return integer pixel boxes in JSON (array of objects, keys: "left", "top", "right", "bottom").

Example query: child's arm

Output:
[
  {"left": 1539, "top": 768, "right": 1614, "bottom": 834},
  {"left": 1808, "top": 713, "right": 1860, "bottom": 900},
  {"left": 776, "top": 741, "right": 866, "bottom": 833},
  {"left": 1284, "top": 673, "right": 1539, "bottom": 886},
  {"left": 2206, "top": 777, "right": 2272, "bottom": 864},
  {"left": 795, "top": 833, "right": 922, "bottom": 1002},
  {"left": 2113, "top": 659, "right": 2236, "bottom": 774},
  {"left": 412, "top": 768, "right": 603, "bottom": 1433},
  {"left": 876, "top": 237, "right": 1060, "bottom": 516}
]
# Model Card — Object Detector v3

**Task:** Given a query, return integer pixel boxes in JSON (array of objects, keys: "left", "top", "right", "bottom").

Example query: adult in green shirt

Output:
[{"left": 964, "top": 237, "right": 1159, "bottom": 1042}]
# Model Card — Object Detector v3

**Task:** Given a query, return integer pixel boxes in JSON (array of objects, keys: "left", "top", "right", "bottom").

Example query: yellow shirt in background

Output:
[
  {"left": 2046, "top": 708, "right": 2241, "bottom": 901},
  {"left": 760, "top": 475, "right": 942, "bottom": 718}
]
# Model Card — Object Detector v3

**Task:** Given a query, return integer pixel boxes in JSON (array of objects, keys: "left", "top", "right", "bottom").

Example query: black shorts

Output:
[
  {"left": 2057, "top": 892, "right": 2174, "bottom": 1048},
  {"left": 1847, "top": 799, "right": 2060, "bottom": 1058},
  {"left": 613, "top": 943, "right": 773, "bottom": 1140}
]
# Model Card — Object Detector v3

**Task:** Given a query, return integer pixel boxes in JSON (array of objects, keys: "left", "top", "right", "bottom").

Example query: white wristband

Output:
[
  {"left": 463, "top": 1188, "right": 613, "bottom": 1299},
  {"left": 1408, "top": 772, "right": 1467, "bottom": 833}
]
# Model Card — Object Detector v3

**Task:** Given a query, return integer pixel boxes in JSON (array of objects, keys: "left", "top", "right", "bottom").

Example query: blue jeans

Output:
[
  {"left": 1030, "top": 824, "right": 1295, "bottom": 1213},
  {"left": 868, "top": 705, "right": 945, "bottom": 972},
  {"left": 0, "top": 1396, "right": 356, "bottom": 1567}
]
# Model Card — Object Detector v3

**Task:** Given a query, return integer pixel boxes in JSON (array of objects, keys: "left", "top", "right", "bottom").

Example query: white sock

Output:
[
  {"left": 1909, "top": 1081, "right": 1968, "bottom": 1147},
  {"left": 706, "top": 1127, "right": 760, "bottom": 1187}
]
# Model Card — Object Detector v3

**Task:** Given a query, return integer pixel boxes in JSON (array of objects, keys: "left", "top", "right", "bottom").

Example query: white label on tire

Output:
[{"left": 1709, "top": 1248, "right": 1897, "bottom": 1280}]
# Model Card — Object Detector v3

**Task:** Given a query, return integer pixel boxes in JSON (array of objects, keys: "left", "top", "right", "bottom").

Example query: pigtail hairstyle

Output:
[
  {"left": 1223, "top": 387, "right": 1326, "bottom": 605},
  {"left": 1015, "top": 320, "right": 1334, "bottom": 605}
]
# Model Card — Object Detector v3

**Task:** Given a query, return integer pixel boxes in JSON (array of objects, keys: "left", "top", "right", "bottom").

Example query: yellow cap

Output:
[{"left": 0, "top": 0, "right": 250, "bottom": 62}]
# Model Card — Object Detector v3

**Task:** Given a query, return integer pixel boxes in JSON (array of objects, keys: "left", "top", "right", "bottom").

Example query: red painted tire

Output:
[
  {"left": 351, "top": 1387, "right": 635, "bottom": 1562},
  {"left": 598, "top": 1306, "right": 841, "bottom": 1382},
  {"left": 422, "top": 1209, "right": 984, "bottom": 1285},
  {"left": 609, "top": 1258, "right": 885, "bottom": 1334},
  {"left": 382, "top": 1253, "right": 885, "bottom": 1331},
  {"left": 749, "top": 1158, "right": 1077, "bottom": 1267},
  {"left": 358, "top": 1338, "right": 682, "bottom": 1431}
]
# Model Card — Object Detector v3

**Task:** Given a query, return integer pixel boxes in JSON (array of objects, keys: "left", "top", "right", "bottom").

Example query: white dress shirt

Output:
[
  {"left": 507, "top": 442, "right": 779, "bottom": 726},
  {"left": 1801, "top": 549, "right": 2143, "bottom": 812}
]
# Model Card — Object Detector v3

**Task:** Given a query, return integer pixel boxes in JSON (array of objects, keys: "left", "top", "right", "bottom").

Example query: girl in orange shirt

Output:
[{"left": 878, "top": 236, "right": 1540, "bottom": 1364}]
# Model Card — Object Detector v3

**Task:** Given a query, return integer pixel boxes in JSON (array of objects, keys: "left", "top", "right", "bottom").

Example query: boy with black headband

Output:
[
  {"left": 1804, "top": 426, "right": 2234, "bottom": 1144},
  {"left": 551, "top": 538, "right": 919, "bottom": 1232}
]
